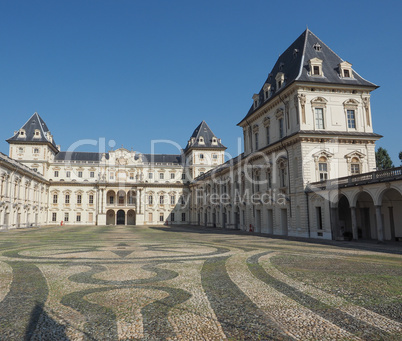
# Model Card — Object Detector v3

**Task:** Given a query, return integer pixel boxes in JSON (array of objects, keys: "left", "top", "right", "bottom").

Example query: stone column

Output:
[
  {"left": 375, "top": 205, "right": 384, "bottom": 242},
  {"left": 350, "top": 206, "right": 358, "bottom": 241},
  {"left": 330, "top": 207, "right": 339, "bottom": 239}
]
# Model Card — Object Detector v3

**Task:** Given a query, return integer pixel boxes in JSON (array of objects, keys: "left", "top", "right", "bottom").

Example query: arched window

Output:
[
  {"left": 351, "top": 157, "right": 360, "bottom": 174},
  {"left": 318, "top": 156, "right": 328, "bottom": 181}
]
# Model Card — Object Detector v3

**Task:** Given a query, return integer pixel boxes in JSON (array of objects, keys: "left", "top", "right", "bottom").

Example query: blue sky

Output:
[{"left": 1, "top": 0, "right": 401, "bottom": 164}]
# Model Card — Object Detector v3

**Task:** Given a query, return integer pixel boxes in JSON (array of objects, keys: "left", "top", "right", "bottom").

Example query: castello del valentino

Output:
[{"left": 1, "top": 29, "right": 401, "bottom": 242}]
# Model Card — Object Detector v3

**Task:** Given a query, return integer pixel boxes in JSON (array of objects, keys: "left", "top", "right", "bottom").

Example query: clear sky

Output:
[{"left": 1, "top": 0, "right": 401, "bottom": 164}]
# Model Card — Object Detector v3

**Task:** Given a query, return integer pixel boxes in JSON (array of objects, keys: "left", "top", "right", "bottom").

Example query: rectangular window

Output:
[
  {"left": 148, "top": 195, "right": 153, "bottom": 205},
  {"left": 90, "top": 171, "right": 95, "bottom": 178},
  {"left": 53, "top": 194, "right": 58, "bottom": 204},
  {"left": 54, "top": 171, "right": 59, "bottom": 177},
  {"left": 351, "top": 163, "right": 360, "bottom": 174},
  {"left": 66, "top": 171, "right": 71, "bottom": 178},
  {"left": 109, "top": 196, "right": 114, "bottom": 204},
  {"left": 212, "top": 154, "right": 218, "bottom": 159},
  {"left": 344, "top": 69, "right": 350, "bottom": 77},
  {"left": 267, "top": 172, "right": 272, "bottom": 188},
  {"left": 199, "top": 154, "right": 204, "bottom": 159},
  {"left": 170, "top": 173, "right": 175, "bottom": 179},
  {"left": 181, "top": 213, "right": 186, "bottom": 222},
  {"left": 316, "top": 207, "right": 323, "bottom": 229},
  {"left": 266, "top": 126, "right": 270, "bottom": 145},
  {"left": 180, "top": 196, "right": 185, "bottom": 205},
  {"left": 159, "top": 195, "right": 164, "bottom": 204},
  {"left": 181, "top": 173, "right": 186, "bottom": 180},
  {"left": 64, "top": 213, "right": 69, "bottom": 222},
  {"left": 34, "top": 148, "right": 39, "bottom": 154},
  {"left": 159, "top": 213, "right": 164, "bottom": 222},
  {"left": 78, "top": 171, "right": 83, "bottom": 178},
  {"left": 52, "top": 212, "right": 57, "bottom": 222},
  {"left": 77, "top": 194, "right": 82, "bottom": 204},
  {"left": 313, "top": 66, "right": 320, "bottom": 75},
  {"left": 76, "top": 213, "right": 81, "bottom": 222},
  {"left": 315, "top": 108, "right": 324, "bottom": 129},
  {"left": 347, "top": 109, "right": 356, "bottom": 129},
  {"left": 171, "top": 213, "right": 175, "bottom": 222},
  {"left": 255, "top": 132, "right": 259, "bottom": 150},
  {"left": 110, "top": 174, "right": 114, "bottom": 179},
  {"left": 279, "top": 118, "right": 284, "bottom": 138},
  {"left": 148, "top": 173, "right": 153, "bottom": 179},
  {"left": 89, "top": 194, "right": 94, "bottom": 204},
  {"left": 170, "top": 195, "right": 175, "bottom": 205},
  {"left": 319, "top": 163, "right": 328, "bottom": 181},
  {"left": 130, "top": 173, "right": 134, "bottom": 180},
  {"left": 281, "top": 169, "right": 286, "bottom": 187},
  {"left": 159, "top": 173, "right": 164, "bottom": 180},
  {"left": 65, "top": 194, "right": 70, "bottom": 204}
]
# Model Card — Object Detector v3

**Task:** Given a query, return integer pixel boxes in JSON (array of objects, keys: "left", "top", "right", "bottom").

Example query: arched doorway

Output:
[
  {"left": 355, "top": 192, "right": 376, "bottom": 240},
  {"left": 338, "top": 195, "right": 352, "bottom": 239},
  {"left": 127, "top": 209, "right": 136, "bottom": 225},
  {"left": 116, "top": 210, "right": 125, "bottom": 225},
  {"left": 380, "top": 188, "right": 402, "bottom": 241},
  {"left": 106, "top": 210, "right": 115, "bottom": 225}
]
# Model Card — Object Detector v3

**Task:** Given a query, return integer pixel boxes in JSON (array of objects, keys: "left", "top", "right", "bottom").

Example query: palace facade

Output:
[{"left": 1, "top": 29, "right": 401, "bottom": 241}]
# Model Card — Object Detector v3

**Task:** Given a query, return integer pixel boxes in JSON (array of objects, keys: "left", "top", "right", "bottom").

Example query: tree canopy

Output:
[{"left": 375, "top": 147, "right": 394, "bottom": 170}]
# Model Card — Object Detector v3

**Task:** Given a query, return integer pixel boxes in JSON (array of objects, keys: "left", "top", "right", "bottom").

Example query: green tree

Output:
[
  {"left": 375, "top": 147, "right": 394, "bottom": 170},
  {"left": 399, "top": 151, "right": 402, "bottom": 164}
]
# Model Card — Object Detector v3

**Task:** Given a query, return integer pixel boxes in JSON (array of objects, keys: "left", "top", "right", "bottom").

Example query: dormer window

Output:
[
  {"left": 275, "top": 72, "right": 285, "bottom": 90},
  {"left": 18, "top": 129, "right": 26, "bottom": 137},
  {"left": 309, "top": 58, "right": 323, "bottom": 77},
  {"left": 34, "top": 129, "right": 41, "bottom": 138},
  {"left": 263, "top": 83, "right": 271, "bottom": 101},
  {"left": 212, "top": 137, "right": 217, "bottom": 145},
  {"left": 198, "top": 137, "right": 204, "bottom": 144},
  {"left": 313, "top": 43, "right": 322, "bottom": 52},
  {"left": 252, "top": 94, "right": 259, "bottom": 109},
  {"left": 339, "top": 61, "right": 353, "bottom": 78}
]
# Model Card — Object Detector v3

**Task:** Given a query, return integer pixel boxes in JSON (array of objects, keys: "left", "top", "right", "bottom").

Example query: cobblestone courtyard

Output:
[{"left": 0, "top": 225, "right": 401, "bottom": 340}]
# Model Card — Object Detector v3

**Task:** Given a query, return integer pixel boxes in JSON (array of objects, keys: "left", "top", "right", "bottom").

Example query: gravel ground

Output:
[{"left": 0, "top": 224, "right": 401, "bottom": 340}]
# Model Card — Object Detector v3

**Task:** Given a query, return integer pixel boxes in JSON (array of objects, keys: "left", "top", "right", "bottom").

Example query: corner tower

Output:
[
  {"left": 7, "top": 112, "right": 59, "bottom": 176},
  {"left": 184, "top": 121, "right": 226, "bottom": 180}
]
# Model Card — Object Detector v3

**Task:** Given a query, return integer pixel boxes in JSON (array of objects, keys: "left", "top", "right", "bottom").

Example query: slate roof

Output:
[
  {"left": 7, "top": 112, "right": 58, "bottom": 151},
  {"left": 141, "top": 154, "right": 182, "bottom": 164},
  {"left": 54, "top": 151, "right": 182, "bottom": 164},
  {"left": 184, "top": 121, "right": 226, "bottom": 152},
  {"left": 54, "top": 152, "right": 105, "bottom": 162},
  {"left": 238, "top": 29, "right": 378, "bottom": 125}
]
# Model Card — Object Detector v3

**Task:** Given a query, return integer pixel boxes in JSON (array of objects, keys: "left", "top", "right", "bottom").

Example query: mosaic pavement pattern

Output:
[{"left": 0, "top": 225, "right": 401, "bottom": 340}]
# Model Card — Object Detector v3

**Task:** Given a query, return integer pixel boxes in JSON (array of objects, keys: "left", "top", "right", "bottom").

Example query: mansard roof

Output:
[
  {"left": 54, "top": 152, "right": 104, "bottom": 162},
  {"left": 54, "top": 151, "right": 182, "bottom": 164},
  {"left": 238, "top": 29, "right": 378, "bottom": 125},
  {"left": 6, "top": 112, "right": 58, "bottom": 152},
  {"left": 184, "top": 121, "right": 226, "bottom": 153}
]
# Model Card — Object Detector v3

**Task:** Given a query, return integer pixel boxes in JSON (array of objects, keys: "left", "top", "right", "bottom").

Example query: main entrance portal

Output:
[{"left": 116, "top": 210, "right": 125, "bottom": 225}]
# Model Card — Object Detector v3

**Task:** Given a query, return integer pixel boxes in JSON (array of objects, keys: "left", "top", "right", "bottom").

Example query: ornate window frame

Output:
[
  {"left": 345, "top": 151, "right": 365, "bottom": 175},
  {"left": 308, "top": 58, "right": 323, "bottom": 77},
  {"left": 275, "top": 72, "right": 285, "bottom": 90},
  {"left": 313, "top": 150, "right": 334, "bottom": 181},
  {"left": 343, "top": 99, "right": 359, "bottom": 130},
  {"left": 338, "top": 61, "right": 353, "bottom": 78},
  {"left": 311, "top": 97, "right": 327, "bottom": 130}
]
